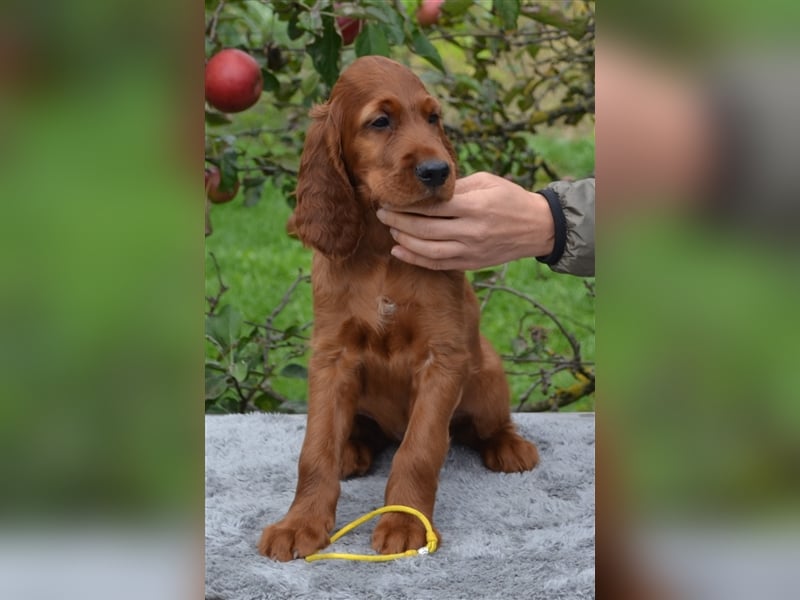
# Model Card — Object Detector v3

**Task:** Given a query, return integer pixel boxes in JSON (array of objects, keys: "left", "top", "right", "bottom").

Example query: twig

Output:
[
  {"left": 263, "top": 270, "right": 311, "bottom": 375},
  {"left": 519, "top": 371, "right": 595, "bottom": 412},
  {"left": 515, "top": 378, "right": 544, "bottom": 412},
  {"left": 206, "top": 0, "right": 226, "bottom": 41},
  {"left": 504, "top": 358, "right": 595, "bottom": 368},
  {"left": 205, "top": 252, "right": 228, "bottom": 315},
  {"left": 477, "top": 264, "right": 508, "bottom": 314},
  {"left": 474, "top": 282, "right": 582, "bottom": 363},
  {"left": 266, "top": 270, "right": 311, "bottom": 330}
]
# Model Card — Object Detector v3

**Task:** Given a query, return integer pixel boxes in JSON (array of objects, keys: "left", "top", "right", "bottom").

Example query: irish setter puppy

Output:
[{"left": 258, "top": 55, "right": 538, "bottom": 561}]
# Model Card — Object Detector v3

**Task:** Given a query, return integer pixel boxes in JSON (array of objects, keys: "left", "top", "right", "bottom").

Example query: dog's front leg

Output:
[
  {"left": 258, "top": 350, "right": 360, "bottom": 561},
  {"left": 372, "top": 352, "right": 465, "bottom": 555}
]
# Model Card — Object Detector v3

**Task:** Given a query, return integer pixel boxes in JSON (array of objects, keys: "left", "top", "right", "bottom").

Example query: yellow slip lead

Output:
[{"left": 304, "top": 505, "right": 438, "bottom": 563}]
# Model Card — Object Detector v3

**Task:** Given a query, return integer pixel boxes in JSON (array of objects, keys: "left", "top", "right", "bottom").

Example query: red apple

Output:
[
  {"left": 205, "top": 49, "right": 263, "bottom": 113},
  {"left": 336, "top": 16, "right": 363, "bottom": 45},
  {"left": 417, "top": 0, "right": 444, "bottom": 27},
  {"left": 205, "top": 166, "right": 239, "bottom": 204}
]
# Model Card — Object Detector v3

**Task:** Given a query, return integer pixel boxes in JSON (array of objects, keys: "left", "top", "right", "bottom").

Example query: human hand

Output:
[{"left": 376, "top": 172, "right": 554, "bottom": 271}]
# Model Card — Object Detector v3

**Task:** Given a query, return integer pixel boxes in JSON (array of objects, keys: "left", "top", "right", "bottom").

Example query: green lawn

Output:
[{"left": 205, "top": 133, "right": 594, "bottom": 411}]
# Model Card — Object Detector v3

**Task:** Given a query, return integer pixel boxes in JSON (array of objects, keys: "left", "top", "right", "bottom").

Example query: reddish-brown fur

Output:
[{"left": 258, "top": 56, "right": 538, "bottom": 561}]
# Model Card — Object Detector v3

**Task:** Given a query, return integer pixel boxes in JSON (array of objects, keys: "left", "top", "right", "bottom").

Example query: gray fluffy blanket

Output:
[{"left": 205, "top": 413, "right": 595, "bottom": 599}]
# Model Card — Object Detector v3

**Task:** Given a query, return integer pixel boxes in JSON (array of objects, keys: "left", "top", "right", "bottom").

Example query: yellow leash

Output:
[{"left": 305, "top": 505, "right": 439, "bottom": 563}]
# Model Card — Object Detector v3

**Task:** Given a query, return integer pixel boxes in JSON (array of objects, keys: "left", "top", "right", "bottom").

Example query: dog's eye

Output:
[
  {"left": 370, "top": 116, "right": 390, "bottom": 129},
  {"left": 428, "top": 113, "right": 440, "bottom": 125}
]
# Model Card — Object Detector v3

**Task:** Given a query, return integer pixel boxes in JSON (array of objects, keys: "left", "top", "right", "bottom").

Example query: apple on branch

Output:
[
  {"left": 417, "top": 0, "right": 444, "bottom": 27},
  {"left": 336, "top": 16, "right": 363, "bottom": 45},
  {"left": 205, "top": 48, "right": 263, "bottom": 113},
  {"left": 205, "top": 165, "right": 239, "bottom": 204}
]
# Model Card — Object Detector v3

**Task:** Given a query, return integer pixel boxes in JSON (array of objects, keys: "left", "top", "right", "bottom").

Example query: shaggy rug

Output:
[{"left": 205, "top": 413, "right": 594, "bottom": 600}]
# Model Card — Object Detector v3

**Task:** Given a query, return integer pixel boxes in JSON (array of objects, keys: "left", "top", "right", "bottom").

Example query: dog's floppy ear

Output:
[{"left": 291, "top": 103, "right": 363, "bottom": 259}]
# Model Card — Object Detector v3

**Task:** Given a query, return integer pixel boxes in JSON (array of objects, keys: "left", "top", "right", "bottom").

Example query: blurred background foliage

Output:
[{"left": 204, "top": 0, "right": 595, "bottom": 414}]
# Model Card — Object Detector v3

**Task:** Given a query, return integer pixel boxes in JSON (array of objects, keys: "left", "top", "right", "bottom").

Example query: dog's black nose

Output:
[{"left": 415, "top": 159, "right": 450, "bottom": 188}]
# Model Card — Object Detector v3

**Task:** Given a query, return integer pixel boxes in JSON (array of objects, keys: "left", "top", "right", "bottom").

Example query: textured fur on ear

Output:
[{"left": 291, "top": 103, "right": 363, "bottom": 259}]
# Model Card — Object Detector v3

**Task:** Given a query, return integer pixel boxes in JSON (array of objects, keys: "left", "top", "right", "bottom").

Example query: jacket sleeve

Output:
[{"left": 535, "top": 178, "right": 595, "bottom": 277}]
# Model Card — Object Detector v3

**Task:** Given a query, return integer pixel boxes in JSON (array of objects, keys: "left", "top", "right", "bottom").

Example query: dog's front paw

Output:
[
  {"left": 371, "top": 512, "right": 438, "bottom": 555},
  {"left": 481, "top": 429, "right": 539, "bottom": 473},
  {"left": 258, "top": 516, "right": 331, "bottom": 561}
]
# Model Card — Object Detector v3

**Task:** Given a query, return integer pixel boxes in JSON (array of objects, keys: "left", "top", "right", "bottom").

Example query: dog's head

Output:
[{"left": 290, "top": 56, "right": 457, "bottom": 258}]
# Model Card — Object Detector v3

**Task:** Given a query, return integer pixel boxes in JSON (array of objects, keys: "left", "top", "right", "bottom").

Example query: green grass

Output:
[
  {"left": 531, "top": 129, "right": 596, "bottom": 180},
  {"left": 205, "top": 135, "right": 594, "bottom": 410}
]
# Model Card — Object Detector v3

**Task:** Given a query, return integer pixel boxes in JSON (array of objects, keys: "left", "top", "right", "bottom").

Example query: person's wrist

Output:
[
  {"left": 534, "top": 187, "right": 567, "bottom": 266},
  {"left": 529, "top": 192, "right": 556, "bottom": 257}
]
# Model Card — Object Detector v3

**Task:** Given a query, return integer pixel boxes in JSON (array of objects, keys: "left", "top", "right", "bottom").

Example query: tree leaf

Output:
[
  {"left": 363, "top": 6, "right": 404, "bottom": 45},
  {"left": 205, "top": 304, "right": 243, "bottom": 353},
  {"left": 205, "top": 110, "right": 232, "bottom": 126},
  {"left": 493, "top": 0, "right": 520, "bottom": 30},
  {"left": 287, "top": 12, "right": 305, "bottom": 40},
  {"left": 280, "top": 363, "right": 308, "bottom": 379},
  {"left": 411, "top": 31, "right": 445, "bottom": 72},
  {"left": 219, "top": 149, "right": 239, "bottom": 193},
  {"left": 355, "top": 23, "right": 391, "bottom": 57},
  {"left": 243, "top": 180, "right": 264, "bottom": 207},
  {"left": 231, "top": 360, "right": 249, "bottom": 383},
  {"left": 261, "top": 70, "right": 280, "bottom": 92},
  {"left": 307, "top": 14, "right": 341, "bottom": 87},
  {"left": 205, "top": 371, "right": 229, "bottom": 401},
  {"left": 253, "top": 394, "right": 280, "bottom": 412},
  {"left": 472, "top": 268, "right": 500, "bottom": 284},
  {"left": 300, "top": 70, "right": 320, "bottom": 96},
  {"left": 443, "top": 0, "right": 474, "bottom": 18}
]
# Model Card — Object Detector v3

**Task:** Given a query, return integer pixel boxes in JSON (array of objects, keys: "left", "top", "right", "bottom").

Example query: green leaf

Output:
[
  {"left": 493, "top": 0, "right": 520, "bottom": 30},
  {"left": 205, "top": 304, "right": 243, "bottom": 353},
  {"left": 300, "top": 70, "right": 320, "bottom": 97},
  {"left": 307, "top": 14, "right": 341, "bottom": 87},
  {"left": 281, "top": 324, "right": 302, "bottom": 339},
  {"left": 363, "top": 6, "right": 404, "bottom": 45},
  {"left": 205, "top": 110, "right": 232, "bottom": 126},
  {"left": 230, "top": 360, "right": 249, "bottom": 383},
  {"left": 205, "top": 371, "right": 229, "bottom": 401},
  {"left": 280, "top": 363, "right": 308, "bottom": 379},
  {"left": 261, "top": 70, "right": 280, "bottom": 93},
  {"left": 472, "top": 269, "right": 500, "bottom": 284},
  {"left": 355, "top": 23, "right": 391, "bottom": 57},
  {"left": 453, "top": 74, "right": 482, "bottom": 95},
  {"left": 253, "top": 394, "right": 280, "bottom": 412},
  {"left": 243, "top": 180, "right": 265, "bottom": 207},
  {"left": 287, "top": 12, "right": 305, "bottom": 40},
  {"left": 219, "top": 149, "right": 239, "bottom": 193},
  {"left": 298, "top": 6, "right": 322, "bottom": 33},
  {"left": 411, "top": 31, "right": 445, "bottom": 72},
  {"left": 443, "top": 0, "right": 474, "bottom": 17}
]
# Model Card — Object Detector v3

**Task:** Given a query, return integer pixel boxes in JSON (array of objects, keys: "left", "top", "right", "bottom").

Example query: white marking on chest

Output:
[
  {"left": 375, "top": 295, "right": 397, "bottom": 330},
  {"left": 377, "top": 295, "right": 397, "bottom": 317}
]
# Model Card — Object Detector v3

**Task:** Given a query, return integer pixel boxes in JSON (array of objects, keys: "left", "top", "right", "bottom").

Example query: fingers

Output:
[
  {"left": 378, "top": 201, "right": 459, "bottom": 217},
  {"left": 389, "top": 244, "right": 464, "bottom": 271},
  {"left": 388, "top": 227, "right": 464, "bottom": 263},
  {"left": 376, "top": 208, "right": 458, "bottom": 241}
]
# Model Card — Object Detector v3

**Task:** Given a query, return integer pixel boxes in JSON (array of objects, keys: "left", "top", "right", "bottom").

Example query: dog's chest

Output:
[
  {"left": 375, "top": 294, "right": 397, "bottom": 326},
  {"left": 341, "top": 286, "right": 421, "bottom": 358}
]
